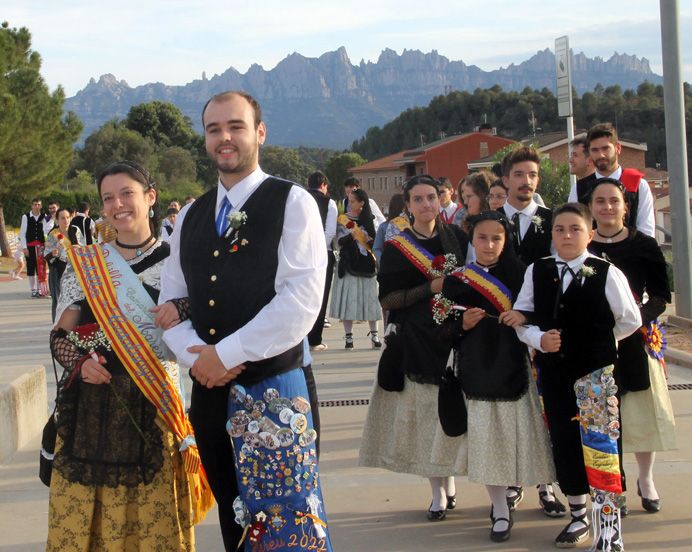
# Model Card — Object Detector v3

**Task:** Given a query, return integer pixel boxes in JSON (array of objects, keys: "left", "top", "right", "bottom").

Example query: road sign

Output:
[{"left": 555, "top": 36, "right": 573, "bottom": 117}]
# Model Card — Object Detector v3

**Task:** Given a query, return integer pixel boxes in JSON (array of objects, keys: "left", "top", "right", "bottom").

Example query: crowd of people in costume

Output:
[{"left": 25, "top": 86, "right": 675, "bottom": 552}]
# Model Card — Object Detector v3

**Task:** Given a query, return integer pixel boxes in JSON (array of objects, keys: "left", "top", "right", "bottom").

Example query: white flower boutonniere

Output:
[
  {"left": 531, "top": 215, "right": 544, "bottom": 228},
  {"left": 578, "top": 265, "right": 596, "bottom": 281},
  {"left": 224, "top": 211, "right": 248, "bottom": 239}
]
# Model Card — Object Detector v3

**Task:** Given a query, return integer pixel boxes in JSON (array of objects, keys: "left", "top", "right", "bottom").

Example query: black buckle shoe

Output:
[
  {"left": 427, "top": 503, "right": 446, "bottom": 521},
  {"left": 490, "top": 506, "right": 513, "bottom": 542},
  {"left": 446, "top": 494, "right": 457, "bottom": 510},
  {"left": 506, "top": 486, "right": 524, "bottom": 511}
]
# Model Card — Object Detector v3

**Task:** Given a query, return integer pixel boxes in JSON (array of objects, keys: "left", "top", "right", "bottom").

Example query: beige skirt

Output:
[
  {"left": 621, "top": 355, "right": 677, "bottom": 452},
  {"left": 359, "top": 379, "right": 468, "bottom": 477}
]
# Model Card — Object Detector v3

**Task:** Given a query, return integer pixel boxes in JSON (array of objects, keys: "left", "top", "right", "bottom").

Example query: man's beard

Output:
[{"left": 595, "top": 158, "right": 615, "bottom": 173}]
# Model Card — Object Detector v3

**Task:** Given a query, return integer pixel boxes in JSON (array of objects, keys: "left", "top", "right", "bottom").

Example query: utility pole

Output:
[
  {"left": 555, "top": 36, "right": 576, "bottom": 188},
  {"left": 660, "top": 0, "right": 691, "bottom": 318}
]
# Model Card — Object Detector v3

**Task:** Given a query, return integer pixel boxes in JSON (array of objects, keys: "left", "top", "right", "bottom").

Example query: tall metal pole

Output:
[
  {"left": 660, "top": 0, "right": 692, "bottom": 318},
  {"left": 567, "top": 115, "right": 576, "bottom": 188}
]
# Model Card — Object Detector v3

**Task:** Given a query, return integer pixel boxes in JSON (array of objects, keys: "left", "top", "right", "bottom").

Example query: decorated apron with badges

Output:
[{"left": 227, "top": 368, "right": 332, "bottom": 552}]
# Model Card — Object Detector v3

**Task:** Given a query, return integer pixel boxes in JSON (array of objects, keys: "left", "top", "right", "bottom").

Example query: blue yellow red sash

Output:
[
  {"left": 580, "top": 427, "right": 623, "bottom": 494},
  {"left": 67, "top": 244, "right": 214, "bottom": 523},
  {"left": 450, "top": 263, "right": 513, "bottom": 313},
  {"left": 387, "top": 231, "right": 437, "bottom": 279}
]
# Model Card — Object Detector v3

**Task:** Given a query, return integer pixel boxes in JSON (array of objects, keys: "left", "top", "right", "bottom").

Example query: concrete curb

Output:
[
  {"left": 665, "top": 347, "right": 692, "bottom": 369},
  {"left": 0, "top": 366, "right": 48, "bottom": 463}
]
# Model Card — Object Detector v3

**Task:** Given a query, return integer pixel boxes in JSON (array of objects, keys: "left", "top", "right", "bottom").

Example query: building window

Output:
[
  {"left": 384, "top": 176, "right": 388, "bottom": 190},
  {"left": 480, "top": 141, "right": 488, "bottom": 158}
]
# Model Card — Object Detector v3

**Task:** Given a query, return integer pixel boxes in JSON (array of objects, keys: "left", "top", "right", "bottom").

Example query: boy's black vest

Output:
[
  {"left": 25, "top": 212, "right": 47, "bottom": 243},
  {"left": 531, "top": 256, "right": 616, "bottom": 381},
  {"left": 306, "top": 189, "right": 329, "bottom": 230},
  {"left": 180, "top": 177, "right": 303, "bottom": 385},
  {"left": 576, "top": 169, "right": 641, "bottom": 228},
  {"left": 499, "top": 205, "right": 553, "bottom": 266}
]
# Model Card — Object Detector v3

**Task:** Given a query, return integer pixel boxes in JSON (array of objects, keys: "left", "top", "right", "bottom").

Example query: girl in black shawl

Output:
[{"left": 441, "top": 211, "right": 555, "bottom": 543}]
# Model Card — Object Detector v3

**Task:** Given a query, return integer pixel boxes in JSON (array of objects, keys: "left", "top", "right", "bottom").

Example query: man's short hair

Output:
[
  {"left": 570, "top": 136, "right": 589, "bottom": 152},
  {"left": 31, "top": 197, "right": 42, "bottom": 204},
  {"left": 587, "top": 123, "right": 618, "bottom": 148},
  {"left": 79, "top": 201, "right": 90, "bottom": 213},
  {"left": 438, "top": 177, "right": 454, "bottom": 191},
  {"left": 308, "top": 171, "right": 329, "bottom": 189},
  {"left": 48, "top": 201, "right": 59, "bottom": 206},
  {"left": 201, "top": 91, "right": 262, "bottom": 128},
  {"left": 166, "top": 207, "right": 179, "bottom": 216},
  {"left": 343, "top": 176, "right": 360, "bottom": 189},
  {"left": 501, "top": 146, "right": 541, "bottom": 176},
  {"left": 553, "top": 202, "right": 593, "bottom": 228}
]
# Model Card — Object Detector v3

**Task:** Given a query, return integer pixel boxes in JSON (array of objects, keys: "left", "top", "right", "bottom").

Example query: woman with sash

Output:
[
  {"left": 47, "top": 161, "right": 212, "bottom": 551},
  {"left": 44, "top": 207, "right": 79, "bottom": 322},
  {"left": 439, "top": 211, "right": 555, "bottom": 542},
  {"left": 588, "top": 178, "right": 676, "bottom": 514},
  {"left": 329, "top": 188, "right": 383, "bottom": 349},
  {"left": 359, "top": 175, "right": 468, "bottom": 522}
]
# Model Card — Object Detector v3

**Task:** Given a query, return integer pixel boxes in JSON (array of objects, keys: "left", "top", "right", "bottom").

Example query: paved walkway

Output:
[{"left": 1, "top": 276, "right": 691, "bottom": 551}]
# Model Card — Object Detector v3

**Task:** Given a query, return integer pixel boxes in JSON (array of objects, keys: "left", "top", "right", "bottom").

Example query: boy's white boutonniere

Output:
[
  {"left": 579, "top": 265, "right": 596, "bottom": 278},
  {"left": 531, "top": 214, "right": 544, "bottom": 233}
]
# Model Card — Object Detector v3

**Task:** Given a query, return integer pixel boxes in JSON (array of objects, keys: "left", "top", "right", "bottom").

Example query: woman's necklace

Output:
[
  {"left": 474, "top": 261, "right": 499, "bottom": 271},
  {"left": 115, "top": 234, "right": 155, "bottom": 257},
  {"left": 411, "top": 225, "right": 437, "bottom": 239},
  {"left": 596, "top": 226, "right": 625, "bottom": 244}
]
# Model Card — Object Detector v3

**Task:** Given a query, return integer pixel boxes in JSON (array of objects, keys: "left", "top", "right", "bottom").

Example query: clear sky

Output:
[{"left": 5, "top": 0, "right": 691, "bottom": 97}]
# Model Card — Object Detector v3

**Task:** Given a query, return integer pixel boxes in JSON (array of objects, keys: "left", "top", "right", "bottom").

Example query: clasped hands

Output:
[{"left": 150, "top": 301, "right": 245, "bottom": 388}]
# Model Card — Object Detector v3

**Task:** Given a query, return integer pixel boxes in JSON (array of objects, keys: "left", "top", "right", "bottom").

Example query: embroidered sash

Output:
[
  {"left": 450, "top": 263, "right": 513, "bottom": 314},
  {"left": 338, "top": 213, "right": 375, "bottom": 259},
  {"left": 386, "top": 231, "right": 437, "bottom": 279},
  {"left": 67, "top": 244, "right": 214, "bottom": 523}
]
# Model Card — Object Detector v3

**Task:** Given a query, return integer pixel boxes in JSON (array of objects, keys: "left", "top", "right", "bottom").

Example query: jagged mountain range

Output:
[{"left": 65, "top": 47, "right": 661, "bottom": 148}]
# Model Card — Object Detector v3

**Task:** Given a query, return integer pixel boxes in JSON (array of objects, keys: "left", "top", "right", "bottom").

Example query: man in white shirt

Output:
[
  {"left": 568, "top": 123, "right": 655, "bottom": 237},
  {"left": 19, "top": 197, "right": 52, "bottom": 297},
  {"left": 159, "top": 91, "right": 328, "bottom": 551},
  {"left": 438, "top": 177, "right": 462, "bottom": 224}
]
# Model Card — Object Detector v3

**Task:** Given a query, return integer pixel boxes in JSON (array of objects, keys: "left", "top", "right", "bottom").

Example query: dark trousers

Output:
[
  {"left": 25, "top": 247, "right": 38, "bottom": 276},
  {"left": 48, "top": 260, "right": 66, "bottom": 322},
  {"left": 189, "top": 381, "right": 243, "bottom": 551},
  {"left": 307, "top": 250, "right": 335, "bottom": 346}
]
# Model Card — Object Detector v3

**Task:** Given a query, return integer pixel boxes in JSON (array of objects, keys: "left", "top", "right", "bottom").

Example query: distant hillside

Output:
[{"left": 65, "top": 47, "right": 662, "bottom": 148}]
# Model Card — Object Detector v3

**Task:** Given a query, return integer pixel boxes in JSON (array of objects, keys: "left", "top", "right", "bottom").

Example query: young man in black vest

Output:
[
  {"left": 568, "top": 123, "right": 655, "bottom": 237},
  {"left": 19, "top": 197, "right": 51, "bottom": 297},
  {"left": 499, "top": 147, "right": 554, "bottom": 266},
  {"left": 306, "top": 171, "right": 337, "bottom": 351},
  {"left": 568, "top": 136, "right": 596, "bottom": 182},
  {"left": 502, "top": 203, "right": 641, "bottom": 550},
  {"left": 159, "top": 91, "right": 328, "bottom": 551},
  {"left": 68, "top": 201, "right": 95, "bottom": 245}
]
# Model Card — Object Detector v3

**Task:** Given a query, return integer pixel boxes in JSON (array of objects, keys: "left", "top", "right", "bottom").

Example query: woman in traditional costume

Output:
[
  {"left": 47, "top": 161, "right": 212, "bottom": 551},
  {"left": 44, "top": 207, "right": 79, "bottom": 322},
  {"left": 329, "top": 188, "right": 383, "bottom": 349},
  {"left": 588, "top": 178, "right": 676, "bottom": 514},
  {"left": 440, "top": 211, "right": 555, "bottom": 542},
  {"left": 359, "top": 174, "right": 468, "bottom": 522}
]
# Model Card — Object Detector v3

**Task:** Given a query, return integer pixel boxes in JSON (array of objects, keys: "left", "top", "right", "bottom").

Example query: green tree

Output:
[
  {"left": 125, "top": 101, "right": 196, "bottom": 149},
  {"left": 325, "top": 152, "right": 366, "bottom": 199},
  {"left": 259, "top": 146, "right": 315, "bottom": 184},
  {"left": 74, "top": 120, "right": 156, "bottom": 177},
  {"left": 0, "top": 22, "right": 83, "bottom": 256}
]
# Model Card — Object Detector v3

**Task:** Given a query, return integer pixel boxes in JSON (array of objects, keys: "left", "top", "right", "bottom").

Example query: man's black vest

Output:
[
  {"left": 180, "top": 177, "right": 303, "bottom": 385},
  {"left": 499, "top": 205, "right": 553, "bottom": 266},
  {"left": 307, "top": 189, "right": 329, "bottom": 229},
  {"left": 24, "top": 212, "right": 47, "bottom": 243},
  {"left": 530, "top": 256, "right": 616, "bottom": 381},
  {"left": 69, "top": 214, "right": 94, "bottom": 245},
  {"left": 576, "top": 172, "right": 639, "bottom": 228}
]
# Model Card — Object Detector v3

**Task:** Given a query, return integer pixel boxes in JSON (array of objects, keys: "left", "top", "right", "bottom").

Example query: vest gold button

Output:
[
  {"left": 209, "top": 328, "right": 216, "bottom": 336},
  {"left": 209, "top": 299, "right": 215, "bottom": 307},
  {"left": 213, "top": 250, "right": 220, "bottom": 257},
  {"left": 211, "top": 275, "right": 217, "bottom": 282}
]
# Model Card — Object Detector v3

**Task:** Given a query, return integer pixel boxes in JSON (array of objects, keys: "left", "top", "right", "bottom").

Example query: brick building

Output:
[{"left": 350, "top": 129, "right": 515, "bottom": 210}]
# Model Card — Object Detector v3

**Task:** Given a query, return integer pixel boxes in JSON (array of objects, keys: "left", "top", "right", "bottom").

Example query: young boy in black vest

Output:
[{"left": 500, "top": 203, "right": 641, "bottom": 551}]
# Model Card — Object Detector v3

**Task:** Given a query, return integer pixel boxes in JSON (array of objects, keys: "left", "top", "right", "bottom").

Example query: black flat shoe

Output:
[
  {"left": 427, "top": 503, "right": 446, "bottom": 521},
  {"left": 489, "top": 506, "right": 513, "bottom": 543},
  {"left": 637, "top": 480, "right": 661, "bottom": 513},
  {"left": 538, "top": 489, "right": 567, "bottom": 518},
  {"left": 446, "top": 494, "right": 457, "bottom": 510},
  {"left": 554, "top": 515, "right": 589, "bottom": 549}
]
